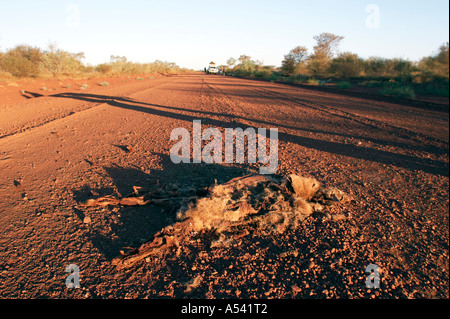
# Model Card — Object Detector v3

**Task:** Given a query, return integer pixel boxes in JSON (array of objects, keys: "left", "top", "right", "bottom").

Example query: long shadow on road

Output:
[
  {"left": 73, "top": 155, "right": 249, "bottom": 260},
  {"left": 49, "top": 92, "right": 449, "bottom": 177}
]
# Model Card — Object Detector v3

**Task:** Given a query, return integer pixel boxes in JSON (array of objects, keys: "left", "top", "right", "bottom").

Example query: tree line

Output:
[
  {"left": 224, "top": 33, "right": 449, "bottom": 98},
  {"left": 0, "top": 42, "right": 184, "bottom": 79}
]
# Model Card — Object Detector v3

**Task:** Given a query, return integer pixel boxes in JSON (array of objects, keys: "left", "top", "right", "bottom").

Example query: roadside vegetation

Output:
[
  {"left": 0, "top": 42, "right": 187, "bottom": 82},
  {"left": 1, "top": 36, "right": 448, "bottom": 100},
  {"left": 224, "top": 33, "right": 449, "bottom": 99}
]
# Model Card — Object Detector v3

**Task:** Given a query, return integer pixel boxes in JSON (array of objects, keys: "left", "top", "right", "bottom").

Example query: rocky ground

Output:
[{"left": 0, "top": 73, "right": 448, "bottom": 299}]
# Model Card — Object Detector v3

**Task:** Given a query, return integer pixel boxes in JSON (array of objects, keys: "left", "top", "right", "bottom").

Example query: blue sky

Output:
[{"left": 0, "top": 0, "right": 448, "bottom": 70}]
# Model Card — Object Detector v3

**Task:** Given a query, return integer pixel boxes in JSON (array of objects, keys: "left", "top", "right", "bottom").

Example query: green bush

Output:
[
  {"left": 336, "top": 81, "right": 352, "bottom": 89},
  {"left": 41, "top": 43, "right": 85, "bottom": 77},
  {"left": 415, "top": 83, "right": 449, "bottom": 97},
  {"left": 379, "top": 83, "right": 416, "bottom": 99},
  {"left": 107, "top": 56, "right": 181, "bottom": 75},
  {"left": 96, "top": 63, "right": 112, "bottom": 74},
  {"left": 254, "top": 69, "right": 273, "bottom": 80},
  {"left": 362, "top": 57, "right": 415, "bottom": 80},
  {"left": 329, "top": 52, "right": 364, "bottom": 78},
  {"left": 417, "top": 43, "right": 449, "bottom": 81},
  {"left": 318, "top": 79, "right": 332, "bottom": 86},
  {"left": 364, "top": 80, "right": 384, "bottom": 88},
  {"left": 283, "top": 74, "right": 308, "bottom": 84},
  {"left": 307, "top": 78, "right": 320, "bottom": 85},
  {"left": 0, "top": 45, "right": 43, "bottom": 77}
]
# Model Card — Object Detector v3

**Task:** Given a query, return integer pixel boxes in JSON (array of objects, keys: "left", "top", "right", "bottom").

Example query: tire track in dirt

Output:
[
  {"left": 204, "top": 77, "right": 409, "bottom": 147},
  {"left": 263, "top": 86, "right": 447, "bottom": 148},
  {"left": 0, "top": 78, "right": 172, "bottom": 140},
  {"left": 207, "top": 77, "right": 448, "bottom": 159},
  {"left": 202, "top": 77, "right": 293, "bottom": 129},
  {"left": 201, "top": 78, "right": 243, "bottom": 124},
  {"left": 220, "top": 79, "right": 447, "bottom": 149},
  {"left": 118, "top": 76, "right": 215, "bottom": 151},
  {"left": 202, "top": 76, "right": 448, "bottom": 176}
]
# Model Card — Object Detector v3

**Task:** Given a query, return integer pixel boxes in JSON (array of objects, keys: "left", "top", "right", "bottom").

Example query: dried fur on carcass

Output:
[
  {"left": 176, "top": 174, "right": 325, "bottom": 234},
  {"left": 113, "top": 173, "right": 351, "bottom": 269}
]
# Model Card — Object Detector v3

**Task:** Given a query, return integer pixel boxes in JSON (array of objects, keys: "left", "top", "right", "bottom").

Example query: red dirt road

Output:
[{"left": 0, "top": 74, "right": 448, "bottom": 298}]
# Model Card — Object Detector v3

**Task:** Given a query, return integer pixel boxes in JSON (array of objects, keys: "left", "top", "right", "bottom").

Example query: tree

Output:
[
  {"left": 329, "top": 52, "right": 364, "bottom": 78},
  {"left": 110, "top": 55, "right": 127, "bottom": 63},
  {"left": 281, "top": 46, "right": 308, "bottom": 76},
  {"left": 435, "top": 42, "right": 449, "bottom": 67},
  {"left": 238, "top": 55, "right": 252, "bottom": 64},
  {"left": 308, "top": 33, "right": 344, "bottom": 76},
  {"left": 363, "top": 57, "right": 388, "bottom": 77},
  {"left": 0, "top": 45, "right": 43, "bottom": 77},
  {"left": 418, "top": 42, "right": 449, "bottom": 79},
  {"left": 41, "top": 42, "right": 84, "bottom": 77},
  {"left": 313, "top": 33, "right": 344, "bottom": 59},
  {"left": 226, "top": 57, "right": 236, "bottom": 68},
  {"left": 232, "top": 55, "right": 258, "bottom": 77}
]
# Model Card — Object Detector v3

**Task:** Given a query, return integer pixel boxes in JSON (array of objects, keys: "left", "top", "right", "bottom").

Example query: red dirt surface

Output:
[{"left": 0, "top": 73, "right": 448, "bottom": 298}]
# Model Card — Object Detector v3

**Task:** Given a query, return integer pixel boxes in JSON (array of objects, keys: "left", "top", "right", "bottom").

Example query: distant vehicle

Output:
[{"left": 207, "top": 61, "right": 220, "bottom": 74}]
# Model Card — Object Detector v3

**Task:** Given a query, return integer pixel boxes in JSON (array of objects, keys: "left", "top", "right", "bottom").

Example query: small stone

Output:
[
  {"left": 83, "top": 216, "right": 91, "bottom": 224},
  {"left": 292, "top": 285, "right": 301, "bottom": 293}
]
